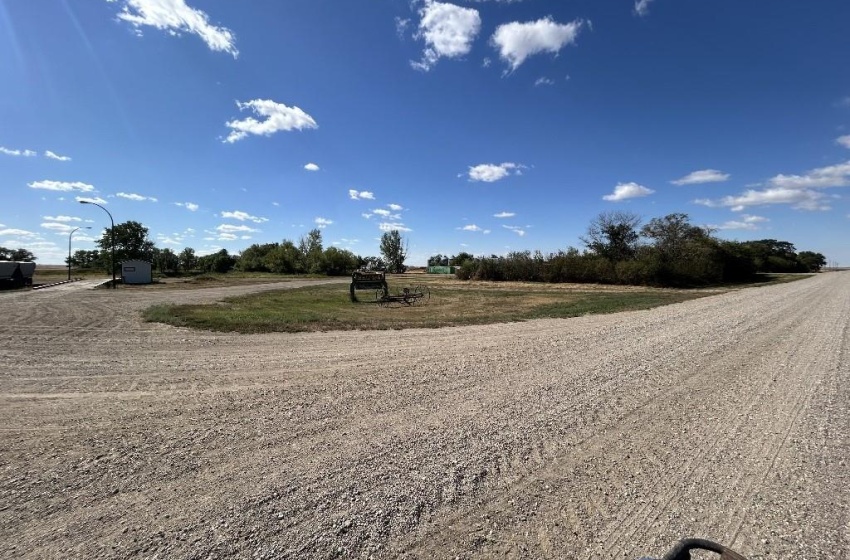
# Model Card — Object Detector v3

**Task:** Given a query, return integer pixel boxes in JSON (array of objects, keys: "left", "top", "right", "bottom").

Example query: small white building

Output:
[{"left": 121, "top": 260, "right": 152, "bottom": 284}]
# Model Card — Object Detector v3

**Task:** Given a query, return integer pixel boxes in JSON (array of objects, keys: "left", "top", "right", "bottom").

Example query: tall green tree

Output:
[
  {"left": 95, "top": 220, "right": 155, "bottom": 272},
  {"left": 380, "top": 230, "right": 408, "bottom": 273},
  {"left": 299, "top": 228, "right": 324, "bottom": 273},
  {"left": 581, "top": 211, "right": 641, "bottom": 261},
  {"left": 178, "top": 247, "right": 198, "bottom": 273}
]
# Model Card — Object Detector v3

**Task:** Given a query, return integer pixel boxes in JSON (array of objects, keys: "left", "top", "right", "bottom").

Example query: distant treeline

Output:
[{"left": 436, "top": 213, "right": 826, "bottom": 287}]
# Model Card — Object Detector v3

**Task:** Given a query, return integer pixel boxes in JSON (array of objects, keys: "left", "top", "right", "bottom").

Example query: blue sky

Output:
[{"left": 2, "top": 0, "right": 849, "bottom": 266}]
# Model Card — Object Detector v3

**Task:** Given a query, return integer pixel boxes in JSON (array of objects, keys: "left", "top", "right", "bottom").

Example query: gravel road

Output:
[{"left": 1, "top": 273, "right": 847, "bottom": 559}]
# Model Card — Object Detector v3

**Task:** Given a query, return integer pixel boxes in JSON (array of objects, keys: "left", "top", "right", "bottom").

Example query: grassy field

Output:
[{"left": 141, "top": 273, "right": 806, "bottom": 334}]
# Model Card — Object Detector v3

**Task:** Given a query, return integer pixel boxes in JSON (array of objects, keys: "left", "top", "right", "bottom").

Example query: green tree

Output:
[
  {"left": 95, "top": 220, "right": 155, "bottom": 273},
  {"left": 0, "top": 247, "right": 36, "bottom": 261},
  {"left": 197, "top": 249, "right": 236, "bottom": 273},
  {"left": 796, "top": 251, "right": 826, "bottom": 272},
  {"left": 321, "top": 247, "right": 359, "bottom": 276},
  {"left": 380, "top": 230, "right": 408, "bottom": 273},
  {"left": 359, "top": 256, "right": 386, "bottom": 270},
  {"left": 450, "top": 252, "right": 474, "bottom": 266},
  {"left": 265, "top": 240, "right": 302, "bottom": 273},
  {"left": 299, "top": 228, "right": 324, "bottom": 273},
  {"left": 153, "top": 247, "right": 179, "bottom": 274},
  {"left": 178, "top": 247, "right": 198, "bottom": 273},
  {"left": 641, "top": 213, "right": 710, "bottom": 257},
  {"left": 581, "top": 211, "right": 642, "bottom": 261}
]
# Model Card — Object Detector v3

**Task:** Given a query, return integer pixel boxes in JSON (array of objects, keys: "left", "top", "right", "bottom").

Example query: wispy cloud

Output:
[
  {"left": 412, "top": 1, "right": 481, "bottom": 71},
  {"left": 460, "top": 224, "right": 483, "bottom": 232},
  {"left": 534, "top": 77, "right": 555, "bottom": 87},
  {"left": 379, "top": 222, "right": 412, "bottom": 232},
  {"left": 44, "top": 150, "right": 71, "bottom": 161},
  {"left": 836, "top": 135, "right": 850, "bottom": 149},
  {"left": 467, "top": 162, "right": 524, "bottom": 182},
  {"left": 388, "top": 203, "right": 403, "bottom": 211},
  {"left": 695, "top": 187, "right": 829, "bottom": 212},
  {"left": 1, "top": 146, "right": 37, "bottom": 157},
  {"left": 175, "top": 202, "right": 199, "bottom": 211},
  {"left": 114, "top": 0, "right": 238, "bottom": 58},
  {"left": 349, "top": 189, "right": 375, "bottom": 200},
  {"left": 117, "top": 192, "right": 158, "bottom": 202},
  {"left": 0, "top": 228, "right": 38, "bottom": 237},
  {"left": 220, "top": 210, "right": 268, "bottom": 223},
  {"left": 709, "top": 214, "right": 769, "bottom": 231},
  {"left": 216, "top": 224, "right": 258, "bottom": 233},
  {"left": 603, "top": 182, "right": 655, "bottom": 201},
  {"left": 494, "top": 211, "right": 515, "bottom": 218},
  {"left": 41, "top": 222, "right": 77, "bottom": 233},
  {"left": 768, "top": 160, "right": 850, "bottom": 189},
  {"left": 671, "top": 169, "right": 730, "bottom": 186},
  {"left": 491, "top": 17, "right": 584, "bottom": 71},
  {"left": 28, "top": 180, "right": 95, "bottom": 192},
  {"left": 314, "top": 217, "right": 333, "bottom": 229},
  {"left": 304, "top": 162, "right": 320, "bottom": 171},
  {"left": 634, "top": 0, "right": 655, "bottom": 17},
  {"left": 503, "top": 224, "right": 526, "bottom": 236},
  {"left": 43, "top": 215, "right": 81, "bottom": 222},
  {"left": 224, "top": 99, "right": 317, "bottom": 143}
]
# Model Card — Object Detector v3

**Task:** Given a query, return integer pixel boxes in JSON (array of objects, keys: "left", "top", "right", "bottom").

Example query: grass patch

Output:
[{"left": 142, "top": 275, "right": 748, "bottom": 334}]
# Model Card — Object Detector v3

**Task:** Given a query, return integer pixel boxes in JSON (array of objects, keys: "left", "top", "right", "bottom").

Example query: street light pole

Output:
[
  {"left": 79, "top": 200, "right": 116, "bottom": 289},
  {"left": 68, "top": 226, "right": 92, "bottom": 281}
]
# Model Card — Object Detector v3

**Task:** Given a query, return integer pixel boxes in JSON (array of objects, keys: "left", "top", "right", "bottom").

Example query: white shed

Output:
[{"left": 121, "top": 260, "right": 152, "bottom": 284}]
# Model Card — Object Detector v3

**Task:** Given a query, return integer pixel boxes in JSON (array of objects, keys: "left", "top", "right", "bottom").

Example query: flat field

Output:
[{"left": 0, "top": 274, "right": 847, "bottom": 559}]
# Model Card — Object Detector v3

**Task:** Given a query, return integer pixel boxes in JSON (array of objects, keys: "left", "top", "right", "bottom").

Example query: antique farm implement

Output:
[
  {"left": 376, "top": 284, "right": 430, "bottom": 307},
  {"left": 349, "top": 268, "right": 429, "bottom": 306}
]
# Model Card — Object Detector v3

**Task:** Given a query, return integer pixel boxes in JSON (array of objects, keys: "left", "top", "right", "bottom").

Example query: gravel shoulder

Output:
[{"left": 1, "top": 274, "right": 847, "bottom": 559}]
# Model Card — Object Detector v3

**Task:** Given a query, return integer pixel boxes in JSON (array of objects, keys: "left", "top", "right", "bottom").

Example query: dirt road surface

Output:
[{"left": 1, "top": 274, "right": 847, "bottom": 559}]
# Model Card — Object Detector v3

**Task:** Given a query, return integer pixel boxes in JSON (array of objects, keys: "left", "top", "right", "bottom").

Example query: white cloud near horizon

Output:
[
  {"left": 1, "top": 146, "right": 37, "bottom": 157},
  {"left": 494, "top": 211, "right": 515, "bottom": 218},
  {"left": 412, "top": 1, "right": 481, "bottom": 71},
  {"left": 224, "top": 99, "right": 317, "bottom": 143},
  {"left": 491, "top": 17, "right": 584, "bottom": 71},
  {"left": 0, "top": 228, "right": 38, "bottom": 238},
  {"left": 115, "top": 0, "right": 238, "bottom": 58},
  {"left": 468, "top": 162, "right": 523, "bottom": 182},
  {"left": 44, "top": 150, "right": 71, "bottom": 161},
  {"left": 116, "top": 192, "right": 158, "bottom": 202},
  {"left": 379, "top": 222, "right": 412, "bottom": 232},
  {"left": 710, "top": 214, "right": 769, "bottom": 231},
  {"left": 349, "top": 189, "right": 375, "bottom": 200},
  {"left": 175, "top": 202, "right": 199, "bottom": 211},
  {"left": 220, "top": 210, "right": 268, "bottom": 223},
  {"left": 603, "top": 182, "right": 655, "bottom": 201},
  {"left": 671, "top": 169, "right": 730, "bottom": 185},
  {"left": 28, "top": 180, "right": 95, "bottom": 192},
  {"left": 503, "top": 224, "right": 526, "bottom": 236},
  {"left": 41, "top": 222, "right": 77, "bottom": 233},
  {"left": 304, "top": 163, "right": 320, "bottom": 171}
]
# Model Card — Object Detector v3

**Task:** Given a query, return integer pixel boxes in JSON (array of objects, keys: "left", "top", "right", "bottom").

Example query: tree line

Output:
[
  {"left": 65, "top": 221, "right": 409, "bottom": 276},
  {"left": 438, "top": 212, "right": 826, "bottom": 287}
]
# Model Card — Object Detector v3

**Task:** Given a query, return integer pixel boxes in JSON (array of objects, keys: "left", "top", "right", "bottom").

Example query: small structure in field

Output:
[
  {"left": 121, "top": 260, "right": 152, "bottom": 284},
  {"left": 426, "top": 265, "right": 456, "bottom": 274}
]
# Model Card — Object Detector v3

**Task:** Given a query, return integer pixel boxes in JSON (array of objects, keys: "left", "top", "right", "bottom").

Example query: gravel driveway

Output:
[{"left": 1, "top": 273, "right": 847, "bottom": 559}]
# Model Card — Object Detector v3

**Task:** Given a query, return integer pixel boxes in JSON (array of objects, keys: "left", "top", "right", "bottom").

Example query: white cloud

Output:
[
  {"left": 671, "top": 169, "right": 730, "bottom": 186},
  {"left": 379, "top": 222, "right": 412, "bottom": 232},
  {"left": 534, "top": 77, "right": 555, "bottom": 87},
  {"left": 43, "top": 215, "right": 81, "bottom": 222},
  {"left": 361, "top": 213, "right": 373, "bottom": 219},
  {"left": 634, "top": 0, "right": 654, "bottom": 17},
  {"left": 216, "top": 224, "right": 258, "bottom": 233},
  {"left": 224, "top": 99, "right": 318, "bottom": 143},
  {"left": 603, "top": 182, "right": 655, "bottom": 201},
  {"left": 76, "top": 196, "right": 108, "bottom": 205},
  {"left": 314, "top": 217, "right": 333, "bottom": 229},
  {"left": 371, "top": 208, "right": 402, "bottom": 220},
  {"left": 503, "top": 225, "right": 526, "bottom": 236},
  {"left": 835, "top": 135, "right": 850, "bottom": 149},
  {"left": 694, "top": 187, "right": 829, "bottom": 212},
  {"left": 28, "top": 180, "right": 94, "bottom": 192},
  {"left": 710, "top": 214, "right": 770, "bottom": 231},
  {"left": 768, "top": 160, "right": 850, "bottom": 189},
  {"left": 175, "top": 202, "right": 199, "bottom": 211},
  {"left": 115, "top": 0, "right": 238, "bottom": 57},
  {"left": 491, "top": 17, "right": 584, "bottom": 71},
  {"left": 395, "top": 17, "right": 410, "bottom": 38},
  {"left": 41, "top": 222, "right": 76, "bottom": 233},
  {"left": 412, "top": 1, "right": 481, "bottom": 71},
  {"left": 304, "top": 162, "right": 320, "bottom": 171},
  {"left": 349, "top": 189, "right": 375, "bottom": 200},
  {"left": 44, "top": 150, "right": 71, "bottom": 161},
  {"left": 387, "top": 203, "right": 403, "bottom": 211},
  {"left": 117, "top": 192, "right": 158, "bottom": 202},
  {"left": 220, "top": 210, "right": 268, "bottom": 223},
  {"left": 0, "top": 228, "right": 37, "bottom": 237},
  {"left": 1, "top": 146, "right": 37, "bottom": 157},
  {"left": 461, "top": 224, "right": 482, "bottom": 232},
  {"left": 468, "top": 162, "right": 523, "bottom": 182},
  {"left": 494, "top": 211, "right": 515, "bottom": 218}
]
